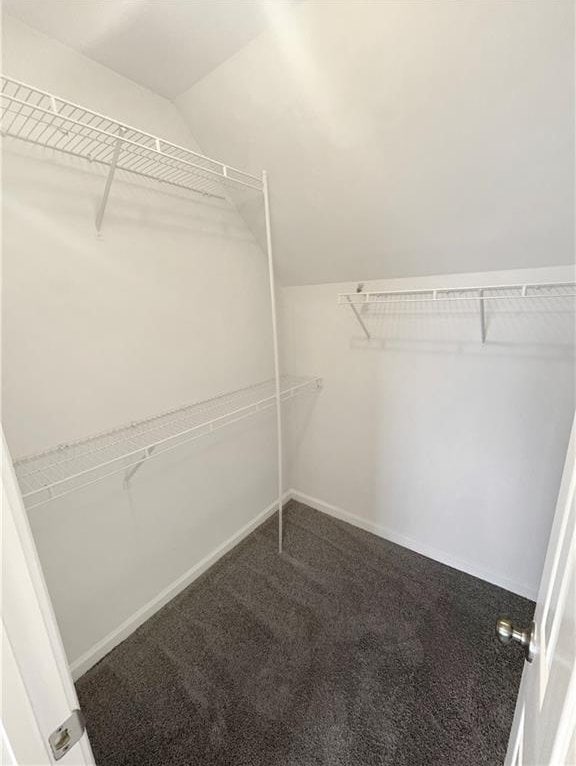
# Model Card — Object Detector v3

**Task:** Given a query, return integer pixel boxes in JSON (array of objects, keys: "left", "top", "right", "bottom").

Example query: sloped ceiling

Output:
[
  {"left": 3, "top": 0, "right": 301, "bottom": 98},
  {"left": 4, "top": 1, "right": 574, "bottom": 285},
  {"left": 175, "top": 1, "right": 574, "bottom": 285}
]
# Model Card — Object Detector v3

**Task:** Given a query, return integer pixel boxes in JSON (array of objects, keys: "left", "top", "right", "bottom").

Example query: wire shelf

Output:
[
  {"left": 14, "top": 375, "right": 322, "bottom": 510},
  {"left": 0, "top": 75, "right": 263, "bottom": 201},
  {"left": 338, "top": 281, "right": 576, "bottom": 341},
  {"left": 338, "top": 282, "right": 576, "bottom": 306}
]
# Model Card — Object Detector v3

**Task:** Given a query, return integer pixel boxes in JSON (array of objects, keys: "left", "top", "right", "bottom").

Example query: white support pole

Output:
[
  {"left": 262, "top": 170, "right": 284, "bottom": 553},
  {"left": 95, "top": 127, "right": 125, "bottom": 235}
]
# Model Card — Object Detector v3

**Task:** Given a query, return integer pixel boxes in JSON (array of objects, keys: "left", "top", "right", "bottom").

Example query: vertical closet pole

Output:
[{"left": 263, "top": 170, "right": 284, "bottom": 553}]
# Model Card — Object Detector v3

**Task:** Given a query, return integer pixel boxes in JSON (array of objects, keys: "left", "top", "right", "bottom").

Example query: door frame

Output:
[
  {"left": 505, "top": 412, "right": 576, "bottom": 765},
  {"left": 2, "top": 430, "right": 95, "bottom": 764}
]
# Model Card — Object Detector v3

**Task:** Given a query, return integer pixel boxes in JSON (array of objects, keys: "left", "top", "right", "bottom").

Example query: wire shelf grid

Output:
[
  {"left": 338, "top": 282, "right": 576, "bottom": 341},
  {"left": 338, "top": 282, "right": 576, "bottom": 307},
  {"left": 14, "top": 375, "right": 322, "bottom": 509},
  {"left": 0, "top": 76, "right": 263, "bottom": 200}
]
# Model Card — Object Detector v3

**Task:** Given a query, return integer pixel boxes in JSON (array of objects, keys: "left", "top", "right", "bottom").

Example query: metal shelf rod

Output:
[
  {"left": 338, "top": 281, "right": 576, "bottom": 343},
  {"left": 2, "top": 95, "right": 263, "bottom": 191},
  {"left": 2, "top": 130, "right": 226, "bottom": 200},
  {"left": 1, "top": 76, "right": 261, "bottom": 187},
  {"left": 338, "top": 282, "right": 576, "bottom": 305},
  {"left": 341, "top": 292, "right": 576, "bottom": 305},
  {"left": 15, "top": 377, "right": 322, "bottom": 510}
]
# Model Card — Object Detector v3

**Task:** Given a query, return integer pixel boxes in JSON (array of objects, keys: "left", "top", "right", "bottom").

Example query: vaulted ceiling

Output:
[
  {"left": 3, "top": 1, "right": 574, "bottom": 285},
  {"left": 3, "top": 0, "right": 300, "bottom": 98},
  {"left": 176, "top": 1, "right": 575, "bottom": 284}
]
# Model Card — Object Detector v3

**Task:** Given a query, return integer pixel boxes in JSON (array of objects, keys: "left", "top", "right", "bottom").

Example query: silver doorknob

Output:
[{"left": 496, "top": 617, "right": 535, "bottom": 662}]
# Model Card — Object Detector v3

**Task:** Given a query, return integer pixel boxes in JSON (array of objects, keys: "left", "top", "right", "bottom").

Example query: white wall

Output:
[
  {"left": 282, "top": 266, "right": 575, "bottom": 600},
  {"left": 1, "top": 15, "right": 193, "bottom": 145},
  {"left": 2, "top": 18, "right": 277, "bottom": 672},
  {"left": 3, "top": 9, "right": 574, "bottom": 679},
  {"left": 176, "top": 0, "right": 574, "bottom": 285}
]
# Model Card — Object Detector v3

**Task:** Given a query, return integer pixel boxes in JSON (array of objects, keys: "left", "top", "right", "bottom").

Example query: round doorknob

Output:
[
  {"left": 495, "top": 617, "right": 535, "bottom": 662},
  {"left": 496, "top": 617, "right": 515, "bottom": 644}
]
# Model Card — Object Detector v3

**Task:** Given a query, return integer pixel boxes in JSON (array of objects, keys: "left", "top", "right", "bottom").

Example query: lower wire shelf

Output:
[{"left": 14, "top": 375, "right": 322, "bottom": 509}]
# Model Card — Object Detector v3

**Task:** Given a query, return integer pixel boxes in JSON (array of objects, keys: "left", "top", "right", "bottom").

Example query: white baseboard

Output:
[
  {"left": 290, "top": 489, "right": 538, "bottom": 601},
  {"left": 70, "top": 492, "right": 290, "bottom": 679},
  {"left": 71, "top": 488, "right": 536, "bottom": 679}
]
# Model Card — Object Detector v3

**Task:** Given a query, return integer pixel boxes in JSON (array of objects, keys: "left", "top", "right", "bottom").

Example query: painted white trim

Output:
[
  {"left": 2, "top": 429, "right": 96, "bottom": 763},
  {"left": 70, "top": 493, "right": 290, "bottom": 679},
  {"left": 290, "top": 489, "right": 538, "bottom": 601},
  {"left": 71, "top": 484, "right": 537, "bottom": 680}
]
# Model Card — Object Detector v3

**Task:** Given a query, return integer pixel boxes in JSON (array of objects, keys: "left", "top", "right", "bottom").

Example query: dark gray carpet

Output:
[{"left": 76, "top": 501, "right": 533, "bottom": 766}]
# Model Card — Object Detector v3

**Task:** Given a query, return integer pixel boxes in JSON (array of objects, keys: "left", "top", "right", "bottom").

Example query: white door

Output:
[
  {"left": 1, "top": 431, "right": 96, "bottom": 765},
  {"left": 503, "top": 415, "right": 576, "bottom": 766}
]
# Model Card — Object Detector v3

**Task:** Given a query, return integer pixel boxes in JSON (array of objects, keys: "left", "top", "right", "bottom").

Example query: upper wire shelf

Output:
[
  {"left": 14, "top": 375, "right": 322, "bottom": 510},
  {"left": 338, "top": 281, "right": 576, "bottom": 342},
  {"left": 0, "top": 75, "right": 263, "bottom": 203}
]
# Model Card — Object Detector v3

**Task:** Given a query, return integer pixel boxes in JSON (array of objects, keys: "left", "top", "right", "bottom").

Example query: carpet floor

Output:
[{"left": 76, "top": 501, "right": 534, "bottom": 766}]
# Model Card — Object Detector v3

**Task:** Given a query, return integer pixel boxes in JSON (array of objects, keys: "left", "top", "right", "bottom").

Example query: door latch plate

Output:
[{"left": 48, "top": 709, "right": 86, "bottom": 760}]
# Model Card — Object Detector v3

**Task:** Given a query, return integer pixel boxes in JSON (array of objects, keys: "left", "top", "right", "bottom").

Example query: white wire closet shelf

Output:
[
  {"left": 338, "top": 281, "right": 576, "bottom": 342},
  {"left": 14, "top": 375, "right": 322, "bottom": 510},
  {"left": 0, "top": 75, "right": 263, "bottom": 211}
]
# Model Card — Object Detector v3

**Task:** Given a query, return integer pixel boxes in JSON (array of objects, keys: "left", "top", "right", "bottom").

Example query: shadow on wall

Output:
[
  {"left": 27, "top": 411, "right": 278, "bottom": 668},
  {"left": 285, "top": 282, "right": 575, "bottom": 599},
  {"left": 285, "top": 392, "right": 319, "bottom": 484},
  {"left": 345, "top": 299, "right": 576, "bottom": 360},
  {"left": 3, "top": 141, "right": 262, "bottom": 243}
]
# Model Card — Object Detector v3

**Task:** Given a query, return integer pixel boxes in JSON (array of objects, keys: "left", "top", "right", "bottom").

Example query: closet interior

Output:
[
  {"left": 2, "top": 4, "right": 575, "bottom": 766},
  {"left": 2, "top": 73, "right": 321, "bottom": 555}
]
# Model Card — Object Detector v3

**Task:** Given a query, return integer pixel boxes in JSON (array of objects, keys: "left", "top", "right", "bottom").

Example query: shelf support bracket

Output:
[
  {"left": 479, "top": 290, "right": 486, "bottom": 343},
  {"left": 96, "top": 127, "right": 125, "bottom": 235},
  {"left": 346, "top": 296, "right": 371, "bottom": 339},
  {"left": 124, "top": 445, "right": 155, "bottom": 486}
]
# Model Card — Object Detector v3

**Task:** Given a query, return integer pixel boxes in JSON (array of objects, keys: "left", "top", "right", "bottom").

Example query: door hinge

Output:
[{"left": 48, "top": 709, "right": 86, "bottom": 761}]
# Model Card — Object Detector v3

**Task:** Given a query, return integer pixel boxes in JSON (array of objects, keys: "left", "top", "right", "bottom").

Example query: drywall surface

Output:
[
  {"left": 176, "top": 0, "right": 574, "bottom": 285},
  {"left": 1, "top": 15, "right": 193, "bottom": 145},
  {"left": 282, "top": 266, "right": 576, "bottom": 599},
  {"left": 2, "top": 19, "right": 277, "bottom": 668}
]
